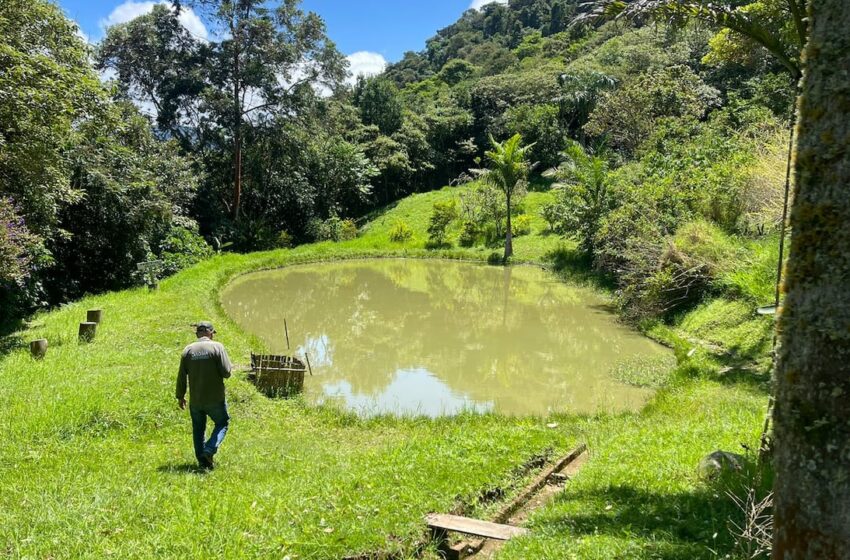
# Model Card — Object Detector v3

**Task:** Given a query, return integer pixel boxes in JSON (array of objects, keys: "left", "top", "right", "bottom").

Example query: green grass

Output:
[{"left": 0, "top": 183, "right": 772, "bottom": 559}]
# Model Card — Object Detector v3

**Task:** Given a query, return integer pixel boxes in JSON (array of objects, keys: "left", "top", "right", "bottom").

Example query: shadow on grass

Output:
[
  {"left": 676, "top": 345, "right": 773, "bottom": 394},
  {"left": 359, "top": 200, "right": 401, "bottom": 225},
  {"left": 540, "top": 484, "right": 750, "bottom": 559},
  {"left": 157, "top": 463, "right": 210, "bottom": 475},
  {"left": 0, "top": 317, "right": 24, "bottom": 359},
  {"left": 544, "top": 245, "right": 615, "bottom": 290}
]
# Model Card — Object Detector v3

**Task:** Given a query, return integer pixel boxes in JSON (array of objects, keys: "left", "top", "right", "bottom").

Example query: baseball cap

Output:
[{"left": 196, "top": 321, "right": 216, "bottom": 333}]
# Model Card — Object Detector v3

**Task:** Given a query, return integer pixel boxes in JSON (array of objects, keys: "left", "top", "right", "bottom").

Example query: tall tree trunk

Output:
[
  {"left": 772, "top": 1, "right": 850, "bottom": 557},
  {"left": 231, "top": 12, "right": 242, "bottom": 222},
  {"left": 504, "top": 192, "right": 513, "bottom": 259}
]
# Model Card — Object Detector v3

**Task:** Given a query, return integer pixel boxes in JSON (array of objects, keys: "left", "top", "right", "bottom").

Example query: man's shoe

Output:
[{"left": 199, "top": 453, "right": 214, "bottom": 470}]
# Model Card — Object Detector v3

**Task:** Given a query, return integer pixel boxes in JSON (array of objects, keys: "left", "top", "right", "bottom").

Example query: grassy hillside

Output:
[{"left": 0, "top": 184, "right": 772, "bottom": 559}]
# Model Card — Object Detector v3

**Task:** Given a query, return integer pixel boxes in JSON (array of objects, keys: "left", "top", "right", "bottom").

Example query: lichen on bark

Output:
[{"left": 772, "top": 1, "right": 850, "bottom": 558}]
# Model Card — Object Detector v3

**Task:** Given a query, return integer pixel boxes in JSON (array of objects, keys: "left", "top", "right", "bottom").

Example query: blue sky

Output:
[{"left": 58, "top": 0, "right": 506, "bottom": 78}]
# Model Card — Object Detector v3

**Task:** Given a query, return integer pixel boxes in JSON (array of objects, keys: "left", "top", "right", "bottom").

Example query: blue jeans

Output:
[{"left": 189, "top": 401, "right": 230, "bottom": 462}]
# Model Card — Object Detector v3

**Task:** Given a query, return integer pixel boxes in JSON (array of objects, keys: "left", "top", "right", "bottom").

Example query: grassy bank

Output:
[{"left": 0, "top": 186, "right": 772, "bottom": 559}]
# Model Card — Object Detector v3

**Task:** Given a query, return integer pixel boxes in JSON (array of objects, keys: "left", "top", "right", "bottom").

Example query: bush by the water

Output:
[
  {"left": 388, "top": 220, "right": 414, "bottom": 242},
  {"left": 427, "top": 199, "right": 458, "bottom": 246}
]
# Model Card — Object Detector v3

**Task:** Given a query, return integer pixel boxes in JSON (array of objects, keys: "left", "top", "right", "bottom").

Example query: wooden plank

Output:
[{"left": 425, "top": 514, "right": 528, "bottom": 541}]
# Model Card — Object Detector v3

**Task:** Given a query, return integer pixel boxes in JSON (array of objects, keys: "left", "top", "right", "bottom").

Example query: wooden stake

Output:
[
  {"left": 284, "top": 318, "right": 291, "bottom": 350},
  {"left": 30, "top": 339, "right": 48, "bottom": 359},
  {"left": 305, "top": 352, "right": 313, "bottom": 376},
  {"left": 78, "top": 322, "right": 97, "bottom": 343}
]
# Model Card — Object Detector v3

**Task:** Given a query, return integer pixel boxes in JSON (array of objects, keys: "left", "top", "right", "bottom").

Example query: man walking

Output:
[{"left": 176, "top": 321, "right": 232, "bottom": 470}]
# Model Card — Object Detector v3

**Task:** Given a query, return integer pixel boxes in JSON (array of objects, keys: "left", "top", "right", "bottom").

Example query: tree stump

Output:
[
  {"left": 30, "top": 339, "right": 48, "bottom": 359},
  {"left": 78, "top": 322, "right": 97, "bottom": 343},
  {"left": 86, "top": 309, "right": 102, "bottom": 323}
]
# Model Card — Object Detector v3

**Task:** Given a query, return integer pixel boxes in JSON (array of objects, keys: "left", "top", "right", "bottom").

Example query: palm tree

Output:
[
  {"left": 556, "top": 71, "right": 617, "bottom": 145},
  {"left": 772, "top": 1, "right": 850, "bottom": 556},
  {"left": 480, "top": 134, "right": 534, "bottom": 260},
  {"left": 575, "top": 0, "right": 807, "bottom": 81}
]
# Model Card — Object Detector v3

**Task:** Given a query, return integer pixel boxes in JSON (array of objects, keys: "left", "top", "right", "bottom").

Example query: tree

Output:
[
  {"left": 100, "top": 0, "right": 346, "bottom": 221},
  {"left": 353, "top": 76, "right": 404, "bottom": 135},
  {"left": 543, "top": 141, "right": 613, "bottom": 253},
  {"left": 584, "top": 65, "right": 718, "bottom": 154},
  {"left": 0, "top": 0, "right": 99, "bottom": 237},
  {"left": 478, "top": 134, "right": 534, "bottom": 259},
  {"left": 577, "top": 0, "right": 807, "bottom": 81},
  {"left": 97, "top": 4, "right": 207, "bottom": 148},
  {"left": 556, "top": 71, "right": 617, "bottom": 144},
  {"left": 771, "top": 1, "right": 850, "bottom": 557}
]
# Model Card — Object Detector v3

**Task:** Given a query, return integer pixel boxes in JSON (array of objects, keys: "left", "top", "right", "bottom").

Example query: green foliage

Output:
[
  {"left": 503, "top": 104, "right": 564, "bottom": 169},
  {"left": 480, "top": 133, "right": 534, "bottom": 258},
  {"left": 585, "top": 65, "right": 719, "bottom": 153},
  {"left": 309, "top": 215, "right": 359, "bottom": 242},
  {"left": 388, "top": 220, "right": 414, "bottom": 243},
  {"left": 0, "top": 0, "right": 99, "bottom": 236},
  {"left": 544, "top": 141, "right": 614, "bottom": 252},
  {"left": 512, "top": 214, "right": 533, "bottom": 236},
  {"left": 0, "top": 199, "right": 41, "bottom": 286},
  {"left": 539, "top": 200, "right": 565, "bottom": 233},
  {"left": 354, "top": 76, "right": 405, "bottom": 135},
  {"left": 580, "top": 0, "right": 807, "bottom": 79},
  {"left": 618, "top": 219, "right": 742, "bottom": 318},
  {"left": 427, "top": 199, "right": 459, "bottom": 246},
  {"left": 438, "top": 58, "right": 477, "bottom": 85},
  {"left": 275, "top": 230, "right": 294, "bottom": 249},
  {"left": 458, "top": 220, "right": 481, "bottom": 247},
  {"left": 158, "top": 223, "right": 213, "bottom": 276}
]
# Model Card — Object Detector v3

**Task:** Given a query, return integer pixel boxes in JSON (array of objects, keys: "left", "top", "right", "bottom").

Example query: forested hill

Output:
[{"left": 1, "top": 0, "right": 797, "bottom": 326}]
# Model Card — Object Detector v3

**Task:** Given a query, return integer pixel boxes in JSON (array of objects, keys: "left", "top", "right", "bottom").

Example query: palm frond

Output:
[{"left": 575, "top": 0, "right": 802, "bottom": 79}]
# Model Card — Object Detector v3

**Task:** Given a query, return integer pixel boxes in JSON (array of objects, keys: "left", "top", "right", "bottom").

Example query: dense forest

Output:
[{"left": 1, "top": 0, "right": 797, "bottom": 325}]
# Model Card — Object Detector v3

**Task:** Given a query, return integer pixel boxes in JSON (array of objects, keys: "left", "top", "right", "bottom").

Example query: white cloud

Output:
[
  {"left": 469, "top": 0, "right": 508, "bottom": 10},
  {"left": 73, "top": 23, "right": 90, "bottom": 45},
  {"left": 345, "top": 51, "right": 387, "bottom": 85},
  {"left": 100, "top": 1, "right": 208, "bottom": 40}
]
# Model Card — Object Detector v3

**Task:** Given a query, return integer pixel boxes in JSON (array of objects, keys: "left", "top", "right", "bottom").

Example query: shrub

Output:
[
  {"left": 615, "top": 219, "right": 741, "bottom": 319},
  {"left": 512, "top": 214, "right": 532, "bottom": 236},
  {"left": 427, "top": 199, "right": 458, "bottom": 246},
  {"left": 389, "top": 220, "right": 414, "bottom": 242},
  {"left": 540, "top": 200, "right": 567, "bottom": 233},
  {"left": 0, "top": 198, "right": 40, "bottom": 286},
  {"left": 276, "top": 230, "right": 294, "bottom": 249},
  {"left": 309, "top": 216, "right": 359, "bottom": 242},
  {"left": 458, "top": 220, "right": 480, "bottom": 247},
  {"left": 487, "top": 251, "right": 504, "bottom": 265},
  {"left": 158, "top": 224, "right": 213, "bottom": 276}
]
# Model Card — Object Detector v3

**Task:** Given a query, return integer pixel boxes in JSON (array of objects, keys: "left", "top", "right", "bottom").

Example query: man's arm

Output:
[
  {"left": 218, "top": 345, "right": 232, "bottom": 379},
  {"left": 176, "top": 352, "right": 188, "bottom": 407}
]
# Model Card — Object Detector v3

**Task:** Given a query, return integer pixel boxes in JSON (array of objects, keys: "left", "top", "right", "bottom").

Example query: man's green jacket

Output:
[{"left": 176, "top": 337, "right": 232, "bottom": 407}]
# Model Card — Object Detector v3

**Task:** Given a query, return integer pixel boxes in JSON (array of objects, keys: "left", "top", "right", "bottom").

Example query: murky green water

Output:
[{"left": 221, "top": 259, "right": 672, "bottom": 417}]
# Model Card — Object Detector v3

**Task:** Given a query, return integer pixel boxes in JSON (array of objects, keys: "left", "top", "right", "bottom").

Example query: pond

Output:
[{"left": 221, "top": 259, "right": 673, "bottom": 417}]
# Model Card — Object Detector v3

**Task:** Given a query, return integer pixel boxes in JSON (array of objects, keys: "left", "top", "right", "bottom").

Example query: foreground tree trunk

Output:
[{"left": 772, "top": 1, "right": 850, "bottom": 557}]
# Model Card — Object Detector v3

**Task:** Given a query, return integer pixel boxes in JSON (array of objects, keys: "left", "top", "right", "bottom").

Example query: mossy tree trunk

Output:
[{"left": 772, "top": 1, "right": 850, "bottom": 557}]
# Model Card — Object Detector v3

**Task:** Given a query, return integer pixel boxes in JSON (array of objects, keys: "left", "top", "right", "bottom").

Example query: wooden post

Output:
[
  {"left": 305, "top": 352, "right": 313, "bottom": 376},
  {"left": 86, "top": 309, "right": 102, "bottom": 323},
  {"left": 78, "top": 322, "right": 97, "bottom": 343},
  {"left": 30, "top": 339, "right": 48, "bottom": 359},
  {"left": 284, "top": 318, "right": 291, "bottom": 350}
]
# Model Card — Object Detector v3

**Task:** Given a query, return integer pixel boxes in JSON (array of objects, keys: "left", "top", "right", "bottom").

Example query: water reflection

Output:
[
  {"left": 318, "top": 368, "right": 493, "bottom": 417},
  {"left": 221, "top": 259, "right": 672, "bottom": 416}
]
